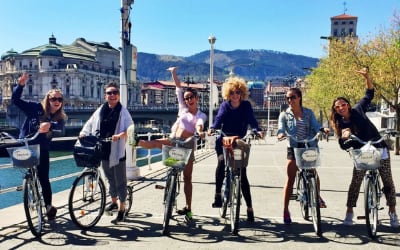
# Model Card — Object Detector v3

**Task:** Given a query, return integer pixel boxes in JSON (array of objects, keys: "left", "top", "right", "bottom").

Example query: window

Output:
[{"left": 334, "top": 21, "right": 338, "bottom": 25}]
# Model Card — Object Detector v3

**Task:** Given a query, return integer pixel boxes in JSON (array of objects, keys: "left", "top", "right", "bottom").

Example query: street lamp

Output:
[
  {"left": 208, "top": 35, "right": 216, "bottom": 127},
  {"left": 267, "top": 95, "right": 271, "bottom": 136}
]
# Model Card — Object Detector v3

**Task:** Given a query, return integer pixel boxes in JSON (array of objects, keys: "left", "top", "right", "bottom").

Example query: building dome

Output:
[
  {"left": 247, "top": 81, "right": 265, "bottom": 89},
  {"left": 39, "top": 45, "right": 63, "bottom": 57},
  {"left": 1, "top": 49, "right": 18, "bottom": 60}
]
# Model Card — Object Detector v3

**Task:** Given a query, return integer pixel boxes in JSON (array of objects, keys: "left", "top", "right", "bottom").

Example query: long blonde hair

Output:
[{"left": 41, "top": 89, "right": 68, "bottom": 122}]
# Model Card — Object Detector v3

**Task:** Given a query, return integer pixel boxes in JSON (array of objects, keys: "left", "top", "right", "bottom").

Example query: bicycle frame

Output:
[
  {"left": 345, "top": 134, "right": 386, "bottom": 238},
  {"left": 220, "top": 131, "right": 253, "bottom": 235},
  {"left": 2, "top": 131, "right": 46, "bottom": 237},
  {"left": 160, "top": 137, "right": 193, "bottom": 236},
  {"left": 285, "top": 132, "right": 322, "bottom": 236}
]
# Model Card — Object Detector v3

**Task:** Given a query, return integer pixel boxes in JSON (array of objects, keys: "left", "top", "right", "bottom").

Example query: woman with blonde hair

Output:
[
  {"left": 208, "top": 76, "right": 263, "bottom": 222},
  {"left": 12, "top": 72, "right": 67, "bottom": 220}
]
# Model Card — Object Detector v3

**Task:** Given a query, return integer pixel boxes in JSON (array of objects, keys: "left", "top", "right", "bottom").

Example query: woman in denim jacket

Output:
[{"left": 277, "top": 87, "right": 329, "bottom": 224}]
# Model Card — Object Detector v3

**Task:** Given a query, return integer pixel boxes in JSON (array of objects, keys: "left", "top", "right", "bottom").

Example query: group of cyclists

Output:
[{"left": 11, "top": 66, "right": 398, "bottom": 232}]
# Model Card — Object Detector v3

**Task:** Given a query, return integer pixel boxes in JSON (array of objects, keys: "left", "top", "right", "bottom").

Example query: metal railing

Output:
[{"left": 0, "top": 132, "right": 214, "bottom": 195}]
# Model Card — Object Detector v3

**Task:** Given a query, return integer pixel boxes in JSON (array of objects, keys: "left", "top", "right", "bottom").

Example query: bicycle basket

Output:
[
  {"left": 350, "top": 146, "right": 382, "bottom": 170},
  {"left": 294, "top": 147, "right": 320, "bottom": 169},
  {"left": 73, "top": 136, "right": 102, "bottom": 168},
  {"left": 224, "top": 143, "right": 251, "bottom": 169},
  {"left": 162, "top": 144, "right": 192, "bottom": 170},
  {"left": 7, "top": 144, "right": 40, "bottom": 168}
]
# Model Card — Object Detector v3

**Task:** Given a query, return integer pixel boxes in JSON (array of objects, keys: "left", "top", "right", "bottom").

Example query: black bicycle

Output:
[
  {"left": 219, "top": 131, "right": 254, "bottom": 235},
  {"left": 159, "top": 137, "right": 193, "bottom": 236},
  {"left": 345, "top": 134, "right": 386, "bottom": 238},
  {"left": 2, "top": 131, "right": 45, "bottom": 237},
  {"left": 285, "top": 132, "right": 322, "bottom": 236},
  {"left": 68, "top": 135, "right": 133, "bottom": 230}
]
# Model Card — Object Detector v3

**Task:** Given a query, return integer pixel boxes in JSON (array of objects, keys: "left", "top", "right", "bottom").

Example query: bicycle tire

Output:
[
  {"left": 162, "top": 174, "right": 177, "bottom": 236},
  {"left": 23, "top": 175, "right": 44, "bottom": 237},
  {"left": 297, "top": 172, "right": 309, "bottom": 220},
  {"left": 230, "top": 175, "right": 241, "bottom": 235},
  {"left": 125, "top": 185, "right": 133, "bottom": 216},
  {"left": 219, "top": 173, "right": 230, "bottom": 218},
  {"left": 309, "top": 176, "right": 322, "bottom": 236},
  {"left": 68, "top": 171, "right": 106, "bottom": 230},
  {"left": 364, "top": 176, "right": 378, "bottom": 238}
]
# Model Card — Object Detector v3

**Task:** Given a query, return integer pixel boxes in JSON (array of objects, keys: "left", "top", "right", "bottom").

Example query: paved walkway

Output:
[{"left": 1, "top": 137, "right": 399, "bottom": 249}]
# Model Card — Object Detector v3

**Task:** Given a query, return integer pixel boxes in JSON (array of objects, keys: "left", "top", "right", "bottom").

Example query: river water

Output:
[{"left": 0, "top": 148, "right": 161, "bottom": 209}]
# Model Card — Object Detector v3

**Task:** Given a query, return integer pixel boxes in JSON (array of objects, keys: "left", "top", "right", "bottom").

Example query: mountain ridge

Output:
[{"left": 136, "top": 49, "right": 319, "bottom": 82}]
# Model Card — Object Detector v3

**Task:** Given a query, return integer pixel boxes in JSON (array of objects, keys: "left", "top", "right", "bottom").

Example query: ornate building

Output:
[{"left": 0, "top": 35, "right": 141, "bottom": 114}]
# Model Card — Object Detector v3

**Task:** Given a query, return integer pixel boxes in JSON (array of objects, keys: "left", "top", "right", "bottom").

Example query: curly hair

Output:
[{"left": 221, "top": 76, "right": 249, "bottom": 100}]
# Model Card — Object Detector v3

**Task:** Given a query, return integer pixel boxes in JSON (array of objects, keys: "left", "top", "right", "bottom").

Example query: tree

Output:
[{"left": 305, "top": 13, "right": 400, "bottom": 154}]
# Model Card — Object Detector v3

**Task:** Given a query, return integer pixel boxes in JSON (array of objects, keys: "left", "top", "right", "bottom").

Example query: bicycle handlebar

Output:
[
  {"left": 280, "top": 132, "right": 321, "bottom": 144},
  {"left": 344, "top": 134, "right": 384, "bottom": 146},
  {"left": 0, "top": 131, "right": 41, "bottom": 145}
]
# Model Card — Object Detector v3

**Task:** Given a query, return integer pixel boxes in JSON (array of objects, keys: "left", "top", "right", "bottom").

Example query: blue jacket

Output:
[{"left": 277, "top": 107, "right": 322, "bottom": 148}]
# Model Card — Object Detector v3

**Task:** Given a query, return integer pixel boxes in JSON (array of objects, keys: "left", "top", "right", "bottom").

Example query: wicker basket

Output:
[
  {"left": 294, "top": 147, "right": 320, "bottom": 169},
  {"left": 350, "top": 147, "right": 382, "bottom": 170},
  {"left": 162, "top": 144, "right": 192, "bottom": 170}
]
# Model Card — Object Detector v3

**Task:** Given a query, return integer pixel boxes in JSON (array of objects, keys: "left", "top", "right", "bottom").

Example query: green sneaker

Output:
[{"left": 185, "top": 210, "right": 193, "bottom": 221}]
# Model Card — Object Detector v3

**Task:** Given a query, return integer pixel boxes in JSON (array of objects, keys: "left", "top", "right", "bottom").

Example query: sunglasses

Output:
[
  {"left": 286, "top": 95, "right": 297, "bottom": 101},
  {"left": 49, "top": 97, "right": 63, "bottom": 102},
  {"left": 230, "top": 90, "right": 241, "bottom": 96},
  {"left": 334, "top": 103, "right": 348, "bottom": 110},
  {"left": 184, "top": 95, "right": 195, "bottom": 101},
  {"left": 106, "top": 90, "right": 119, "bottom": 96}
]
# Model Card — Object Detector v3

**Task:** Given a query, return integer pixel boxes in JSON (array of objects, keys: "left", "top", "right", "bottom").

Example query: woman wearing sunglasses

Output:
[
  {"left": 208, "top": 76, "right": 263, "bottom": 222},
  {"left": 139, "top": 67, "right": 207, "bottom": 222},
  {"left": 330, "top": 67, "right": 398, "bottom": 227},
  {"left": 12, "top": 72, "right": 67, "bottom": 221},
  {"left": 277, "top": 87, "right": 329, "bottom": 225},
  {"left": 79, "top": 82, "right": 134, "bottom": 223}
]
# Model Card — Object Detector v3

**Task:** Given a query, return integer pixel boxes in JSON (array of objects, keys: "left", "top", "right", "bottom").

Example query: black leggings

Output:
[
  {"left": 38, "top": 148, "right": 52, "bottom": 207},
  {"left": 215, "top": 156, "right": 253, "bottom": 208}
]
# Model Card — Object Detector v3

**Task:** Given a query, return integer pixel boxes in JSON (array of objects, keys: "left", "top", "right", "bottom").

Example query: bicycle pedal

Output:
[
  {"left": 357, "top": 215, "right": 366, "bottom": 220},
  {"left": 155, "top": 184, "right": 165, "bottom": 189},
  {"left": 290, "top": 194, "right": 297, "bottom": 200},
  {"left": 378, "top": 207, "right": 384, "bottom": 210}
]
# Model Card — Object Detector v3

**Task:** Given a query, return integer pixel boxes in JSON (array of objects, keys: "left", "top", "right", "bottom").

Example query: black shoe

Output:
[
  {"left": 212, "top": 194, "right": 222, "bottom": 208},
  {"left": 247, "top": 209, "right": 254, "bottom": 222},
  {"left": 46, "top": 206, "right": 57, "bottom": 220},
  {"left": 116, "top": 210, "right": 125, "bottom": 222},
  {"left": 106, "top": 203, "right": 118, "bottom": 212}
]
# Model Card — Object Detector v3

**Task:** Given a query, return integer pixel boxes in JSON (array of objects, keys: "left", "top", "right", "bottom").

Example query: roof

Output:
[{"left": 331, "top": 14, "right": 358, "bottom": 20}]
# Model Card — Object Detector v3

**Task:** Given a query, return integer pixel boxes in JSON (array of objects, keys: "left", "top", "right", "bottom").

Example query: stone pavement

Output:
[{"left": 1, "top": 137, "right": 399, "bottom": 249}]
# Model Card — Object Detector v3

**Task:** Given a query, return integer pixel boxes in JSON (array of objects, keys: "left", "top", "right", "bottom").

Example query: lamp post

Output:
[
  {"left": 267, "top": 95, "right": 271, "bottom": 136},
  {"left": 208, "top": 35, "right": 216, "bottom": 127}
]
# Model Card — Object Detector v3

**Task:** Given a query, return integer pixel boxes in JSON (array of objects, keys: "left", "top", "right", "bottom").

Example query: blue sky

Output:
[{"left": 1, "top": 0, "right": 399, "bottom": 59}]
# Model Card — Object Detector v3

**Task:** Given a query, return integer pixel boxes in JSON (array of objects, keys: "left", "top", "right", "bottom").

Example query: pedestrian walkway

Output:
[{"left": 1, "top": 137, "right": 399, "bottom": 249}]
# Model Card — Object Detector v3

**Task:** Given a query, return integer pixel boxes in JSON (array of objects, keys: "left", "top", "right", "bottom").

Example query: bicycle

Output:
[
  {"left": 158, "top": 136, "right": 193, "bottom": 236},
  {"left": 345, "top": 134, "right": 386, "bottom": 238},
  {"left": 2, "top": 131, "right": 46, "bottom": 237},
  {"left": 283, "top": 132, "right": 322, "bottom": 236},
  {"left": 218, "top": 131, "right": 254, "bottom": 235},
  {"left": 68, "top": 135, "right": 133, "bottom": 230}
]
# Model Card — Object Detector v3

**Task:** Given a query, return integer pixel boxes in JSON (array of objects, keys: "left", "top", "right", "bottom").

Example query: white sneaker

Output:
[
  {"left": 389, "top": 212, "right": 399, "bottom": 228},
  {"left": 343, "top": 212, "right": 354, "bottom": 226}
]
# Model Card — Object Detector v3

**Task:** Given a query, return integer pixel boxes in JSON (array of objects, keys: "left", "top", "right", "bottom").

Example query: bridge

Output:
[{"left": 65, "top": 106, "right": 281, "bottom": 127}]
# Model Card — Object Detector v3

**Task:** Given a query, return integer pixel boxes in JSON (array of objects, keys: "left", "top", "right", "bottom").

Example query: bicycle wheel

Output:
[
  {"left": 364, "top": 176, "right": 378, "bottom": 238},
  {"left": 23, "top": 176, "right": 44, "bottom": 237},
  {"left": 162, "top": 174, "right": 177, "bottom": 236},
  {"left": 309, "top": 176, "right": 322, "bottom": 236},
  {"left": 230, "top": 175, "right": 241, "bottom": 235},
  {"left": 125, "top": 185, "right": 133, "bottom": 216},
  {"left": 297, "top": 172, "right": 309, "bottom": 220},
  {"left": 68, "top": 171, "right": 106, "bottom": 230},
  {"left": 219, "top": 172, "right": 230, "bottom": 218}
]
